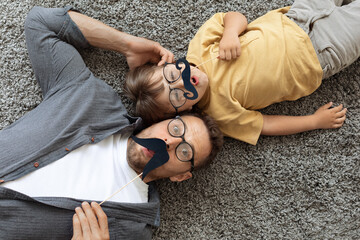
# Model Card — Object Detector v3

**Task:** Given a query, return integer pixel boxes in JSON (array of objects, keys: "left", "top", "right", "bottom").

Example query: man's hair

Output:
[
  {"left": 124, "top": 64, "right": 173, "bottom": 125},
  {"left": 181, "top": 111, "right": 224, "bottom": 171}
]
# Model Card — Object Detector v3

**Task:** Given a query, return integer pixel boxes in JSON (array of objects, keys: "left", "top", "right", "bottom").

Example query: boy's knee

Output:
[{"left": 24, "top": 6, "right": 45, "bottom": 30}]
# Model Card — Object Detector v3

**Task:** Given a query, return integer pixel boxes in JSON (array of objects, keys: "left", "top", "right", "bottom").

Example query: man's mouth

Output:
[
  {"left": 143, "top": 147, "right": 155, "bottom": 158},
  {"left": 191, "top": 76, "right": 199, "bottom": 86}
]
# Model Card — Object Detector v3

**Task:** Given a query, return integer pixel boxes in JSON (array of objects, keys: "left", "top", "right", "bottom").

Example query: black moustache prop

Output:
[
  {"left": 176, "top": 58, "right": 198, "bottom": 100},
  {"left": 131, "top": 135, "right": 169, "bottom": 180}
]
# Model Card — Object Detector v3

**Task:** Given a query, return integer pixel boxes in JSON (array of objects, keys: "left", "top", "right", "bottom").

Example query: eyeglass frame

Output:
[
  {"left": 163, "top": 62, "right": 187, "bottom": 115},
  {"left": 167, "top": 115, "right": 195, "bottom": 173}
]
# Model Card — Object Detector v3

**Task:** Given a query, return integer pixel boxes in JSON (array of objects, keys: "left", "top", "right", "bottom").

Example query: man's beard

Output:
[{"left": 126, "top": 138, "right": 146, "bottom": 174}]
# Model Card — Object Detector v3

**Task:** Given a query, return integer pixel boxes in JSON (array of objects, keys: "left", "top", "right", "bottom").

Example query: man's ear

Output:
[{"left": 169, "top": 172, "right": 192, "bottom": 182}]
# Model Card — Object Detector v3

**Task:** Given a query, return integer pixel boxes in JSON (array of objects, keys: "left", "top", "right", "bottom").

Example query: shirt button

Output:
[{"left": 34, "top": 162, "right": 39, "bottom": 168}]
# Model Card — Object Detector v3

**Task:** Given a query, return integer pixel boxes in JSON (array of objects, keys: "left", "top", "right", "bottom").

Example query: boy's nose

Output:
[{"left": 171, "top": 78, "right": 185, "bottom": 89}]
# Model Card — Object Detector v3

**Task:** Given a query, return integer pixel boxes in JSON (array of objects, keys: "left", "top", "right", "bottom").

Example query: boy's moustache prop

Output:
[
  {"left": 176, "top": 58, "right": 198, "bottom": 100},
  {"left": 130, "top": 135, "right": 169, "bottom": 180}
]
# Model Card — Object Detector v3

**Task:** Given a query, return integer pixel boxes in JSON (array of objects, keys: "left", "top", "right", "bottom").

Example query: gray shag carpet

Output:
[{"left": 1, "top": 0, "right": 359, "bottom": 239}]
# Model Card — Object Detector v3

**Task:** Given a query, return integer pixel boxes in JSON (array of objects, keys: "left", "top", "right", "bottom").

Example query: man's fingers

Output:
[
  {"left": 75, "top": 207, "right": 91, "bottom": 239},
  {"left": 91, "top": 202, "right": 109, "bottom": 235},
  {"left": 155, "top": 44, "right": 174, "bottom": 65},
  {"left": 82, "top": 201, "right": 101, "bottom": 235},
  {"left": 72, "top": 214, "right": 82, "bottom": 239}
]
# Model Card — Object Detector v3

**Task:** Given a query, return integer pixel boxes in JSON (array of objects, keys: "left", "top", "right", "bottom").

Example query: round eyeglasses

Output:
[
  {"left": 163, "top": 63, "right": 187, "bottom": 114},
  {"left": 167, "top": 116, "right": 194, "bottom": 172}
]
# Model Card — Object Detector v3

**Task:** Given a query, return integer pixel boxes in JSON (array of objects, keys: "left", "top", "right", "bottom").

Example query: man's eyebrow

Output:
[{"left": 183, "top": 119, "right": 196, "bottom": 152}]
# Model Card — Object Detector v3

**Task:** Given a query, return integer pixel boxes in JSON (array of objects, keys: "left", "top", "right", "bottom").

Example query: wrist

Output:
[
  {"left": 222, "top": 28, "right": 239, "bottom": 39},
  {"left": 309, "top": 114, "right": 320, "bottom": 130},
  {"left": 112, "top": 31, "right": 131, "bottom": 55}
]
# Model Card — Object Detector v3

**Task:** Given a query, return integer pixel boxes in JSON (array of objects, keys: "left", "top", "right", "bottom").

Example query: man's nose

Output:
[{"left": 164, "top": 137, "right": 182, "bottom": 150}]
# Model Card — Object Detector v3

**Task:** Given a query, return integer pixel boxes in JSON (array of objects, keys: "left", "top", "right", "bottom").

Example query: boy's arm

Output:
[
  {"left": 219, "top": 12, "right": 247, "bottom": 60},
  {"left": 68, "top": 11, "right": 174, "bottom": 69},
  {"left": 261, "top": 102, "right": 347, "bottom": 135}
]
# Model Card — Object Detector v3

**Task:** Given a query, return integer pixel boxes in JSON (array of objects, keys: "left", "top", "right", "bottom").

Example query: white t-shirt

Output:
[{"left": 3, "top": 133, "right": 148, "bottom": 203}]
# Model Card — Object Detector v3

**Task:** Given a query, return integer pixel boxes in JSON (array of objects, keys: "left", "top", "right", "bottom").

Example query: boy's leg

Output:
[
  {"left": 312, "top": 1, "right": 360, "bottom": 78},
  {"left": 286, "top": 0, "right": 360, "bottom": 79}
]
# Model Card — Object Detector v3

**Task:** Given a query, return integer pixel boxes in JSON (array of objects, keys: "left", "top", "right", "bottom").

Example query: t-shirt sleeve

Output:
[
  {"left": 205, "top": 89, "right": 264, "bottom": 145},
  {"left": 187, "top": 12, "right": 226, "bottom": 65}
]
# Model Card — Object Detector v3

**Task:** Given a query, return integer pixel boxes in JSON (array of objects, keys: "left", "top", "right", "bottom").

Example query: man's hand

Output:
[
  {"left": 72, "top": 202, "right": 110, "bottom": 240},
  {"left": 124, "top": 34, "right": 174, "bottom": 69},
  {"left": 68, "top": 11, "right": 174, "bottom": 70},
  {"left": 313, "top": 102, "right": 347, "bottom": 129}
]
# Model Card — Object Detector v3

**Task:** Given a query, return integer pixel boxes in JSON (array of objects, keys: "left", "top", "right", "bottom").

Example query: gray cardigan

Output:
[{"left": 0, "top": 6, "right": 160, "bottom": 239}]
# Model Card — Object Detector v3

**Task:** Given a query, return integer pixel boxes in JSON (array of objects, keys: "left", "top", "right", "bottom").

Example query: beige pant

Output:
[{"left": 286, "top": 0, "right": 360, "bottom": 79}]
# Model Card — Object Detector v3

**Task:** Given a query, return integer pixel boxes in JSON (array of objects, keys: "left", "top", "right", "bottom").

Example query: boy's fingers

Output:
[
  {"left": 219, "top": 50, "right": 225, "bottom": 60},
  {"left": 332, "top": 104, "right": 343, "bottom": 112},
  {"left": 232, "top": 49, "right": 237, "bottom": 59},
  {"left": 335, "top": 115, "right": 346, "bottom": 124},
  {"left": 323, "top": 102, "right": 333, "bottom": 109},
  {"left": 226, "top": 50, "right": 231, "bottom": 60},
  {"left": 236, "top": 46, "right": 241, "bottom": 57},
  {"left": 335, "top": 108, "right": 347, "bottom": 117},
  {"left": 333, "top": 122, "right": 344, "bottom": 128}
]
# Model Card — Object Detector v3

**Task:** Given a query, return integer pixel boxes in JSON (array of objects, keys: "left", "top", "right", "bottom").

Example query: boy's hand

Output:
[
  {"left": 219, "top": 33, "right": 241, "bottom": 61},
  {"left": 124, "top": 35, "right": 174, "bottom": 70},
  {"left": 313, "top": 102, "right": 347, "bottom": 129},
  {"left": 72, "top": 202, "right": 110, "bottom": 240}
]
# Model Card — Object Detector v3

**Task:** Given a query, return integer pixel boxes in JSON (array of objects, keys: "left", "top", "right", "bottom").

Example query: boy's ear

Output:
[{"left": 169, "top": 172, "right": 192, "bottom": 182}]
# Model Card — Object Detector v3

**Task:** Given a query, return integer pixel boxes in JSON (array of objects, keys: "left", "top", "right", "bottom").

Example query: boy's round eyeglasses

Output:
[
  {"left": 163, "top": 63, "right": 187, "bottom": 114},
  {"left": 167, "top": 116, "right": 194, "bottom": 172}
]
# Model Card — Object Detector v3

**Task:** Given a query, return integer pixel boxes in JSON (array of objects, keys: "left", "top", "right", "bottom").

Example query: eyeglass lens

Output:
[
  {"left": 168, "top": 118, "right": 193, "bottom": 162},
  {"left": 169, "top": 88, "right": 186, "bottom": 108},
  {"left": 164, "top": 64, "right": 181, "bottom": 83}
]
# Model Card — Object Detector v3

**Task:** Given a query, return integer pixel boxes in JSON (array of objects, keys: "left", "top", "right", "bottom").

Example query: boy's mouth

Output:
[{"left": 191, "top": 76, "right": 199, "bottom": 86}]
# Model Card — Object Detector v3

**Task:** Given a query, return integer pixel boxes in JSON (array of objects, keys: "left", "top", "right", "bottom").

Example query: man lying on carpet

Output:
[{"left": 0, "top": 6, "right": 223, "bottom": 239}]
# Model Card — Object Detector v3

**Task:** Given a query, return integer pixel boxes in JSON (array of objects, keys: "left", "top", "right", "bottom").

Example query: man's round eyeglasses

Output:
[{"left": 167, "top": 116, "right": 194, "bottom": 172}]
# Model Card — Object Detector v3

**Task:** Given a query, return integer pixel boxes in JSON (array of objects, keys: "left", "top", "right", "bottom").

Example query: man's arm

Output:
[
  {"left": 68, "top": 11, "right": 174, "bottom": 69},
  {"left": 219, "top": 11, "right": 247, "bottom": 60},
  {"left": 261, "top": 102, "right": 347, "bottom": 136}
]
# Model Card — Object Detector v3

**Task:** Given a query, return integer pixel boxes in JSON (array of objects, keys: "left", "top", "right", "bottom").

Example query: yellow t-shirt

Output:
[{"left": 186, "top": 7, "right": 323, "bottom": 145}]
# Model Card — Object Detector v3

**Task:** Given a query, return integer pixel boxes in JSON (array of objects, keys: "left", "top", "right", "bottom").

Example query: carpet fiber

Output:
[{"left": 0, "top": 0, "right": 359, "bottom": 239}]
